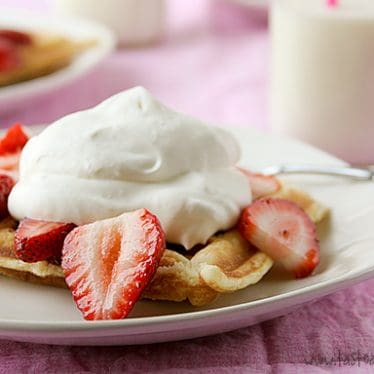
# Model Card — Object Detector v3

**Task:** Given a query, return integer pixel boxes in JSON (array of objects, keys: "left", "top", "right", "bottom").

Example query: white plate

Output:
[
  {"left": 0, "top": 126, "right": 373, "bottom": 346},
  {"left": 0, "top": 10, "right": 115, "bottom": 114}
]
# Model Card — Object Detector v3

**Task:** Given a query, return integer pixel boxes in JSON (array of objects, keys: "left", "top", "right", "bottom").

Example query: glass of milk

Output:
[
  {"left": 54, "top": 0, "right": 165, "bottom": 46},
  {"left": 270, "top": 0, "right": 374, "bottom": 164}
]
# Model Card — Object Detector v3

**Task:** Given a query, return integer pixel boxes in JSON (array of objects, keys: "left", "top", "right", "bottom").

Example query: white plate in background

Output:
[
  {"left": 0, "top": 125, "right": 372, "bottom": 345},
  {"left": 230, "top": 0, "right": 269, "bottom": 8},
  {"left": 0, "top": 9, "right": 115, "bottom": 114}
]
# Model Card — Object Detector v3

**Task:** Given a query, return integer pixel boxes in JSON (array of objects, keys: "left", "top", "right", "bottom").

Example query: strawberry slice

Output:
[
  {"left": 0, "top": 174, "right": 14, "bottom": 219},
  {"left": 238, "top": 167, "right": 281, "bottom": 199},
  {"left": 0, "top": 123, "right": 29, "bottom": 155},
  {"left": 0, "top": 124, "right": 29, "bottom": 181},
  {"left": 0, "top": 152, "right": 20, "bottom": 171},
  {"left": 0, "top": 152, "right": 21, "bottom": 181},
  {"left": 62, "top": 209, "right": 166, "bottom": 320},
  {"left": 15, "top": 218, "right": 76, "bottom": 264},
  {"left": 238, "top": 198, "right": 320, "bottom": 278},
  {"left": 0, "top": 30, "right": 33, "bottom": 45}
]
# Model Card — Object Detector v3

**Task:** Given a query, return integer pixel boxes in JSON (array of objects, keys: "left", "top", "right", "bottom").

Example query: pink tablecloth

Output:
[{"left": 0, "top": 1, "right": 373, "bottom": 373}]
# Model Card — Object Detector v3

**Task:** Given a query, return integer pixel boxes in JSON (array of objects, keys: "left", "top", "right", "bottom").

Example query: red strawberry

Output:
[
  {"left": 238, "top": 167, "right": 281, "bottom": 199},
  {"left": 0, "top": 123, "right": 29, "bottom": 155},
  {"left": 0, "top": 124, "right": 29, "bottom": 181},
  {"left": 62, "top": 209, "right": 165, "bottom": 320},
  {"left": 0, "top": 152, "right": 21, "bottom": 181},
  {"left": 0, "top": 152, "right": 20, "bottom": 170},
  {"left": 0, "top": 38, "right": 19, "bottom": 72},
  {"left": 15, "top": 218, "right": 76, "bottom": 264},
  {"left": 0, "top": 29, "right": 32, "bottom": 45},
  {"left": 0, "top": 174, "right": 14, "bottom": 219},
  {"left": 238, "top": 198, "right": 320, "bottom": 278}
]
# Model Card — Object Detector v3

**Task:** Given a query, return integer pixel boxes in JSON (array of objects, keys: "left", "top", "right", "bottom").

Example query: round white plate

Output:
[
  {"left": 0, "top": 126, "right": 373, "bottom": 345},
  {"left": 0, "top": 10, "right": 115, "bottom": 114}
]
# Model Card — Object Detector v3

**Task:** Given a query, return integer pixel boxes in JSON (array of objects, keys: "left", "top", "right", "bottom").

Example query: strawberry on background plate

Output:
[
  {"left": 62, "top": 209, "right": 166, "bottom": 321},
  {"left": 238, "top": 167, "right": 281, "bottom": 199},
  {"left": 0, "top": 29, "right": 32, "bottom": 72},
  {"left": 15, "top": 218, "right": 76, "bottom": 264},
  {"left": 238, "top": 198, "right": 320, "bottom": 278},
  {"left": 0, "top": 38, "right": 19, "bottom": 72},
  {"left": 0, "top": 29, "right": 33, "bottom": 45}
]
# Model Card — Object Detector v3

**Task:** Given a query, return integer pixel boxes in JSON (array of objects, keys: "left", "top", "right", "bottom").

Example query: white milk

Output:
[
  {"left": 54, "top": 0, "right": 165, "bottom": 46},
  {"left": 271, "top": 0, "right": 374, "bottom": 163}
]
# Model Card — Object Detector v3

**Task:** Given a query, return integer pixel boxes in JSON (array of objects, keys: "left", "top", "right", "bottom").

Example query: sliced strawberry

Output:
[
  {"left": 0, "top": 38, "right": 19, "bottom": 72},
  {"left": 0, "top": 151, "right": 20, "bottom": 170},
  {"left": 15, "top": 218, "right": 76, "bottom": 264},
  {"left": 0, "top": 152, "right": 21, "bottom": 182},
  {"left": 0, "top": 174, "right": 14, "bottom": 219},
  {"left": 238, "top": 198, "right": 320, "bottom": 278},
  {"left": 238, "top": 167, "right": 281, "bottom": 199},
  {"left": 0, "top": 123, "right": 29, "bottom": 155},
  {"left": 0, "top": 30, "right": 33, "bottom": 45},
  {"left": 0, "top": 124, "right": 29, "bottom": 181},
  {"left": 62, "top": 209, "right": 165, "bottom": 320}
]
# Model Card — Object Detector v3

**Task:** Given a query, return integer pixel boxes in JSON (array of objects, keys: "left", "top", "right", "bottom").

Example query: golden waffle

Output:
[
  {"left": 143, "top": 230, "right": 274, "bottom": 305},
  {"left": 0, "top": 183, "right": 328, "bottom": 306},
  {"left": 0, "top": 226, "right": 272, "bottom": 306},
  {"left": 0, "top": 32, "right": 95, "bottom": 87},
  {"left": 272, "top": 183, "right": 329, "bottom": 223}
]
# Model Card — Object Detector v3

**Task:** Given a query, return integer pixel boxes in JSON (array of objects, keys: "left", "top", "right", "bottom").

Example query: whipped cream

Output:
[{"left": 8, "top": 87, "right": 251, "bottom": 249}]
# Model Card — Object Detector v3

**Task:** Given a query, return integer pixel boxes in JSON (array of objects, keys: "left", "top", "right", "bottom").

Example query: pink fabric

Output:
[{"left": 0, "top": 1, "right": 373, "bottom": 372}]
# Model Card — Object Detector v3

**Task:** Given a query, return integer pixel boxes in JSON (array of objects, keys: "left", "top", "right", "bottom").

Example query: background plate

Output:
[
  {"left": 0, "top": 125, "right": 373, "bottom": 345},
  {"left": 0, "top": 9, "right": 115, "bottom": 114},
  {"left": 229, "top": 0, "right": 269, "bottom": 8}
]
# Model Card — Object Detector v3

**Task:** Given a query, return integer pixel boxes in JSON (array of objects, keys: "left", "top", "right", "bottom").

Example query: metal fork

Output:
[{"left": 260, "top": 164, "right": 374, "bottom": 181}]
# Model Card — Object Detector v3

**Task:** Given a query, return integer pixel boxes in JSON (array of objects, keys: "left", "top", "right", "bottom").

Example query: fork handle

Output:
[{"left": 263, "top": 165, "right": 373, "bottom": 181}]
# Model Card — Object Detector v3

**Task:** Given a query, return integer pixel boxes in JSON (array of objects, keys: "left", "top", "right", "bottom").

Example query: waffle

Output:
[
  {"left": 0, "top": 32, "right": 95, "bottom": 87},
  {"left": 0, "top": 184, "right": 328, "bottom": 306}
]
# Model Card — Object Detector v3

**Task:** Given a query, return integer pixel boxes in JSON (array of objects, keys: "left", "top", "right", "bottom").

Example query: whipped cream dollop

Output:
[{"left": 9, "top": 87, "right": 251, "bottom": 249}]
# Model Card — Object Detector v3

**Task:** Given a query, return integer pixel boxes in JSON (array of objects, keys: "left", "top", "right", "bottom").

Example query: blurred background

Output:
[
  {"left": 2, "top": 0, "right": 373, "bottom": 164},
  {"left": 0, "top": 0, "right": 269, "bottom": 129}
]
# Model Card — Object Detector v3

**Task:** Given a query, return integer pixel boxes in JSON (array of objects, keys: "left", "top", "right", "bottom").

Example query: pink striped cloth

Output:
[{"left": 0, "top": 1, "right": 373, "bottom": 372}]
